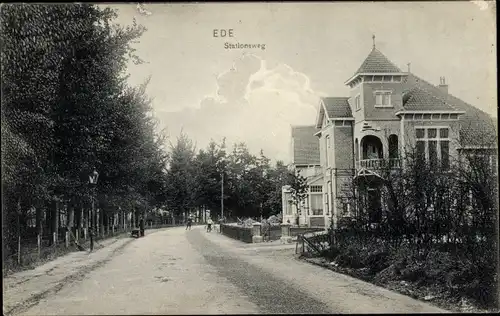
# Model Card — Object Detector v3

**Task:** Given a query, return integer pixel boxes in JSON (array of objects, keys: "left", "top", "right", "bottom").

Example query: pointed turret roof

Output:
[{"left": 354, "top": 47, "right": 402, "bottom": 74}]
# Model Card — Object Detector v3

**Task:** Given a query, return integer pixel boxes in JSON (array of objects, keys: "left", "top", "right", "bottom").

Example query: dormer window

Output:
[
  {"left": 355, "top": 95, "right": 361, "bottom": 111},
  {"left": 374, "top": 90, "right": 392, "bottom": 108}
]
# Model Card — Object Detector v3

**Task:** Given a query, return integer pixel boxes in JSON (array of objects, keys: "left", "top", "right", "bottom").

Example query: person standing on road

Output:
[
  {"left": 206, "top": 218, "right": 213, "bottom": 232},
  {"left": 139, "top": 217, "right": 145, "bottom": 237},
  {"left": 186, "top": 216, "right": 192, "bottom": 230}
]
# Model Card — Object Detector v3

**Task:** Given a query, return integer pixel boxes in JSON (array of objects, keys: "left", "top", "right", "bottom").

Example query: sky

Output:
[{"left": 108, "top": 2, "right": 497, "bottom": 163}]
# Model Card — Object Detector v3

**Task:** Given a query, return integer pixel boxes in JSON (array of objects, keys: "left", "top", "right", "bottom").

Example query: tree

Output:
[
  {"left": 288, "top": 170, "right": 308, "bottom": 226},
  {"left": 165, "top": 132, "right": 196, "bottom": 219},
  {"left": 1, "top": 4, "right": 166, "bottom": 257},
  {"left": 264, "top": 160, "right": 293, "bottom": 216}
]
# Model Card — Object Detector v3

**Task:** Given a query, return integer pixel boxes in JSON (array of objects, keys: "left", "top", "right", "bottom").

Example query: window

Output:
[
  {"left": 415, "top": 127, "right": 451, "bottom": 170},
  {"left": 355, "top": 95, "right": 361, "bottom": 111},
  {"left": 341, "top": 199, "right": 351, "bottom": 217},
  {"left": 310, "top": 194, "right": 323, "bottom": 216},
  {"left": 388, "top": 135, "right": 399, "bottom": 159},
  {"left": 325, "top": 136, "right": 331, "bottom": 167},
  {"left": 310, "top": 185, "right": 322, "bottom": 193},
  {"left": 374, "top": 91, "right": 392, "bottom": 107}
]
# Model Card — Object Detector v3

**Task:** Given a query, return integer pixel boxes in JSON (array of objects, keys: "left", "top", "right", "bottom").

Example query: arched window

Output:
[{"left": 388, "top": 135, "right": 398, "bottom": 159}]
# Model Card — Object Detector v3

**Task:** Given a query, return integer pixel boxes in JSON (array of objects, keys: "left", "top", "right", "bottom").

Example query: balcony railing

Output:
[{"left": 356, "top": 158, "right": 401, "bottom": 170}]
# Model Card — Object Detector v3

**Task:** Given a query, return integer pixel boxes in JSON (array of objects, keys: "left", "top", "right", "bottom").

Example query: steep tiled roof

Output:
[
  {"left": 291, "top": 126, "right": 320, "bottom": 165},
  {"left": 402, "top": 87, "right": 458, "bottom": 111},
  {"left": 322, "top": 97, "right": 353, "bottom": 118},
  {"left": 354, "top": 48, "right": 402, "bottom": 74},
  {"left": 402, "top": 73, "right": 497, "bottom": 147}
]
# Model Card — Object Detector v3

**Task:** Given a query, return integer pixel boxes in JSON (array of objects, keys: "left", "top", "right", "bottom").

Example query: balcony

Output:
[{"left": 356, "top": 158, "right": 401, "bottom": 170}]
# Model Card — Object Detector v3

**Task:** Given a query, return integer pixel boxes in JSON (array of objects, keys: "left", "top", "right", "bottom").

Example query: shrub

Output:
[
  {"left": 321, "top": 245, "right": 341, "bottom": 260},
  {"left": 363, "top": 247, "right": 390, "bottom": 274},
  {"left": 336, "top": 244, "right": 365, "bottom": 269}
]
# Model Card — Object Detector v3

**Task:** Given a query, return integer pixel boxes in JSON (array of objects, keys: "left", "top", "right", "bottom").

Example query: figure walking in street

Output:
[
  {"left": 206, "top": 218, "right": 213, "bottom": 232},
  {"left": 139, "top": 217, "right": 145, "bottom": 237},
  {"left": 186, "top": 216, "right": 192, "bottom": 230}
]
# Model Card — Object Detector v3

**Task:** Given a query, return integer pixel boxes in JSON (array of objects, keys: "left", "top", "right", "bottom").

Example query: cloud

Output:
[{"left": 157, "top": 53, "right": 325, "bottom": 162}]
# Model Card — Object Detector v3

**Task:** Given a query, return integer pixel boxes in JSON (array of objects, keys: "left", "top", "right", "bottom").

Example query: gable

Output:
[
  {"left": 307, "top": 175, "right": 324, "bottom": 186},
  {"left": 315, "top": 99, "right": 330, "bottom": 129},
  {"left": 322, "top": 113, "right": 328, "bottom": 128}
]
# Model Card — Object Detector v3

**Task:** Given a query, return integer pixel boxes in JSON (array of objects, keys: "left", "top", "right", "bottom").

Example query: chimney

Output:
[{"left": 438, "top": 76, "right": 448, "bottom": 94}]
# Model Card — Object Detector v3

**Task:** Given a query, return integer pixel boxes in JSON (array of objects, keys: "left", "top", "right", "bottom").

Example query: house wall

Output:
[
  {"left": 333, "top": 123, "right": 355, "bottom": 169},
  {"left": 349, "top": 83, "right": 364, "bottom": 122},
  {"left": 318, "top": 124, "right": 335, "bottom": 170},
  {"left": 354, "top": 120, "right": 402, "bottom": 160},
  {"left": 402, "top": 118, "right": 461, "bottom": 159},
  {"left": 282, "top": 174, "right": 326, "bottom": 227},
  {"left": 295, "top": 165, "right": 321, "bottom": 178},
  {"left": 362, "top": 82, "right": 405, "bottom": 120},
  {"left": 333, "top": 169, "right": 356, "bottom": 219}
]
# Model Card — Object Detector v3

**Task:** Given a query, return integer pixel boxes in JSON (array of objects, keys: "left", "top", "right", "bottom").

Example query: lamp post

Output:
[{"left": 89, "top": 169, "right": 99, "bottom": 252}]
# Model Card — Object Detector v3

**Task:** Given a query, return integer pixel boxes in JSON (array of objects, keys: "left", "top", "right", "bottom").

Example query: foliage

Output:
[
  {"left": 164, "top": 134, "right": 298, "bottom": 220},
  {"left": 1, "top": 4, "right": 166, "bottom": 255},
  {"left": 287, "top": 169, "right": 308, "bottom": 222},
  {"left": 326, "top": 139, "right": 498, "bottom": 309}
]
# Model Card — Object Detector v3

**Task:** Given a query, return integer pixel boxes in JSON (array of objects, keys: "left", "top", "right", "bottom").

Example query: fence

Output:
[
  {"left": 3, "top": 222, "right": 180, "bottom": 274},
  {"left": 221, "top": 222, "right": 326, "bottom": 244},
  {"left": 220, "top": 224, "right": 253, "bottom": 243}
]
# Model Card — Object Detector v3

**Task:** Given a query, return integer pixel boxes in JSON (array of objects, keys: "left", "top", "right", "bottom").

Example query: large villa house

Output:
[{"left": 282, "top": 41, "right": 497, "bottom": 228}]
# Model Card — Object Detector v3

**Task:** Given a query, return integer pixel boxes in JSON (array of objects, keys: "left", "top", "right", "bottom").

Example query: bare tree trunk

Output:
[
  {"left": 36, "top": 206, "right": 43, "bottom": 237},
  {"left": 51, "top": 200, "right": 59, "bottom": 246},
  {"left": 100, "top": 208, "right": 105, "bottom": 236},
  {"left": 93, "top": 207, "right": 98, "bottom": 239},
  {"left": 75, "top": 203, "right": 82, "bottom": 232},
  {"left": 67, "top": 204, "right": 74, "bottom": 234}
]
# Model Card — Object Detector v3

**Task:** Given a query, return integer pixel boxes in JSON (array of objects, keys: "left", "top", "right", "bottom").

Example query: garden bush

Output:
[
  {"left": 362, "top": 246, "right": 390, "bottom": 274},
  {"left": 335, "top": 243, "right": 365, "bottom": 269}
]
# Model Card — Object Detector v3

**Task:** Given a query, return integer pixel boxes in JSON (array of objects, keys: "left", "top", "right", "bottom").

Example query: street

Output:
[{"left": 7, "top": 226, "right": 447, "bottom": 315}]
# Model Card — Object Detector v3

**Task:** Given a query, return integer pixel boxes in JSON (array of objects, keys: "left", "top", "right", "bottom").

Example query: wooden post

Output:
[
  {"left": 37, "top": 234, "right": 41, "bottom": 258},
  {"left": 84, "top": 228, "right": 87, "bottom": 240},
  {"left": 17, "top": 235, "right": 21, "bottom": 265},
  {"left": 53, "top": 232, "right": 57, "bottom": 246},
  {"left": 65, "top": 231, "right": 69, "bottom": 248},
  {"left": 76, "top": 229, "right": 79, "bottom": 242}
]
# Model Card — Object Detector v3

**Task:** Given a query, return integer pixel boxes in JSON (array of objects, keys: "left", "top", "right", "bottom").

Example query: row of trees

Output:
[
  {"left": 165, "top": 134, "right": 300, "bottom": 221},
  {"left": 1, "top": 4, "right": 168, "bottom": 257}
]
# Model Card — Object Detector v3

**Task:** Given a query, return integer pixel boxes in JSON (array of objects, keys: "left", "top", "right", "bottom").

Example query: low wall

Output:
[
  {"left": 263, "top": 225, "right": 281, "bottom": 241},
  {"left": 220, "top": 224, "right": 253, "bottom": 243},
  {"left": 290, "top": 227, "right": 325, "bottom": 237}
]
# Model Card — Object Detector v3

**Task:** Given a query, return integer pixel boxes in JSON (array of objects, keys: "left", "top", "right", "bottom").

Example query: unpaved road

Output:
[{"left": 14, "top": 226, "right": 447, "bottom": 314}]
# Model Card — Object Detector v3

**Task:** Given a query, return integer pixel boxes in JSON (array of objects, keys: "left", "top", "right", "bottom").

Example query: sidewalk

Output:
[{"left": 3, "top": 227, "right": 168, "bottom": 316}]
